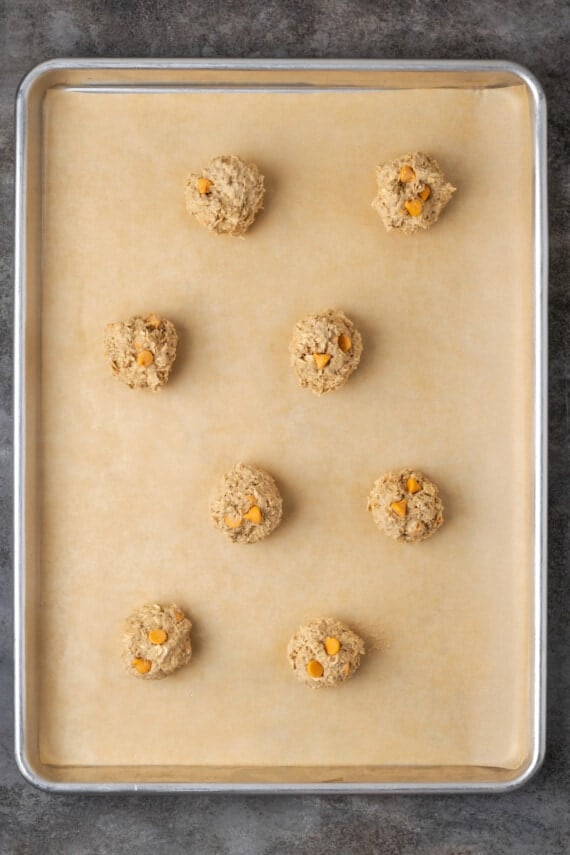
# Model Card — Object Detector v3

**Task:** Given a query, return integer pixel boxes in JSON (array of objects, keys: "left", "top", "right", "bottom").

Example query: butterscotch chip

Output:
[
  {"left": 306, "top": 660, "right": 324, "bottom": 679},
  {"left": 290, "top": 310, "right": 363, "bottom": 395},
  {"left": 104, "top": 315, "right": 177, "bottom": 391},
  {"left": 313, "top": 352, "right": 332, "bottom": 370},
  {"left": 287, "top": 618, "right": 365, "bottom": 689},
  {"left": 406, "top": 477, "right": 421, "bottom": 494},
  {"left": 399, "top": 164, "right": 416, "bottom": 182},
  {"left": 210, "top": 463, "right": 283, "bottom": 544},
  {"left": 137, "top": 349, "right": 154, "bottom": 367},
  {"left": 390, "top": 499, "right": 407, "bottom": 518},
  {"left": 197, "top": 177, "right": 212, "bottom": 195},
  {"left": 404, "top": 199, "right": 423, "bottom": 217},
  {"left": 243, "top": 505, "right": 262, "bottom": 524},
  {"left": 122, "top": 603, "right": 192, "bottom": 680},
  {"left": 372, "top": 152, "right": 455, "bottom": 234},
  {"left": 368, "top": 467, "right": 444, "bottom": 543},
  {"left": 185, "top": 155, "right": 265, "bottom": 236},
  {"left": 324, "top": 637, "right": 340, "bottom": 656}
]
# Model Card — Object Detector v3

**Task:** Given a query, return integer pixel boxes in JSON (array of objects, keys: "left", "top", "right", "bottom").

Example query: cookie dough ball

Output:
[
  {"left": 372, "top": 152, "right": 455, "bottom": 234},
  {"left": 287, "top": 618, "right": 365, "bottom": 688},
  {"left": 104, "top": 314, "right": 178, "bottom": 391},
  {"left": 122, "top": 603, "right": 192, "bottom": 680},
  {"left": 289, "top": 309, "right": 363, "bottom": 395},
  {"left": 185, "top": 154, "right": 265, "bottom": 236},
  {"left": 367, "top": 467, "right": 444, "bottom": 543},
  {"left": 210, "top": 463, "right": 283, "bottom": 544}
]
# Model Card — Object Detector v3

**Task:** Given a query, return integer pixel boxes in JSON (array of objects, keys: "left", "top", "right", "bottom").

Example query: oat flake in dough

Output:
[
  {"left": 287, "top": 617, "right": 366, "bottom": 688},
  {"left": 367, "top": 467, "right": 445, "bottom": 543},
  {"left": 372, "top": 152, "right": 455, "bottom": 234},
  {"left": 104, "top": 313, "right": 178, "bottom": 391},
  {"left": 210, "top": 463, "right": 283, "bottom": 544},
  {"left": 122, "top": 603, "right": 193, "bottom": 680},
  {"left": 185, "top": 154, "right": 265, "bottom": 236},
  {"left": 289, "top": 309, "right": 363, "bottom": 395}
]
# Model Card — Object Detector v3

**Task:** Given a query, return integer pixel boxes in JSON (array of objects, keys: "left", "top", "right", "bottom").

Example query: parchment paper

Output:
[{"left": 38, "top": 84, "right": 533, "bottom": 774}]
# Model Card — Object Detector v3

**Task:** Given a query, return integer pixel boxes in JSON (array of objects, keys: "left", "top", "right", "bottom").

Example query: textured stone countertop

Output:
[{"left": 1, "top": 2, "right": 568, "bottom": 853}]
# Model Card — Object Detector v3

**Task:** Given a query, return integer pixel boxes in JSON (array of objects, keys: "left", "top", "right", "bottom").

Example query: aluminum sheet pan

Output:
[{"left": 14, "top": 59, "right": 547, "bottom": 793}]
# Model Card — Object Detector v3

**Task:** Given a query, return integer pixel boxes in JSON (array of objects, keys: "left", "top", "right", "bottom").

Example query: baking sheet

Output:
[{"left": 35, "top": 82, "right": 534, "bottom": 777}]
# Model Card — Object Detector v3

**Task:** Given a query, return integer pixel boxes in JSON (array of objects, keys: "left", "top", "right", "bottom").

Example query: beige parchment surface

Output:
[{"left": 38, "top": 85, "right": 533, "bottom": 773}]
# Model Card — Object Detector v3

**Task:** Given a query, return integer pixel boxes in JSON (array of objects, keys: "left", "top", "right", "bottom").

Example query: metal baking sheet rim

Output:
[{"left": 13, "top": 58, "right": 547, "bottom": 794}]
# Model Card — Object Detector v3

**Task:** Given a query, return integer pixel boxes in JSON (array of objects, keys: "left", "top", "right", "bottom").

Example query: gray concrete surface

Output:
[{"left": 1, "top": 1, "right": 568, "bottom": 852}]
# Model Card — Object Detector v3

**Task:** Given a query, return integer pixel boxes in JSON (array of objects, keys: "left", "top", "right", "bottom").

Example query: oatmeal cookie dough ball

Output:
[
  {"left": 185, "top": 154, "right": 265, "bottom": 236},
  {"left": 289, "top": 309, "right": 363, "bottom": 395},
  {"left": 122, "top": 603, "right": 192, "bottom": 680},
  {"left": 372, "top": 152, "right": 455, "bottom": 234},
  {"left": 287, "top": 618, "right": 365, "bottom": 688},
  {"left": 367, "top": 467, "right": 444, "bottom": 543},
  {"left": 104, "top": 313, "right": 178, "bottom": 391},
  {"left": 210, "top": 463, "right": 283, "bottom": 544}
]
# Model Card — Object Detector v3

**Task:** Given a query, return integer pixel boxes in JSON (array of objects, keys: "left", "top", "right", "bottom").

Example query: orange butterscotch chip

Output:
[
  {"left": 306, "top": 659, "right": 324, "bottom": 679},
  {"left": 390, "top": 499, "right": 408, "bottom": 518},
  {"left": 148, "top": 628, "right": 168, "bottom": 645},
  {"left": 404, "top": 199, "right": 423, "bottom": 217},
  {"left": 224, "top": 514, "right": 243, "bottom": 529},
  {"left": 132, "top": 658, "right": 152, "bottom": 674},
  {"left": 418, "top": 185, "right": 431, "bottom": 201},
  {"left": 338, "top": 333, "right": 352, "bottom": 352},
  {"left": 406, "top": 477, "right": 421, "bottom": 494},
  {"left": 145, "top": 313, "right": 161, "bottom": 328},
  {"left": 137, "top": 349, "right": 154, "bottom": 367},
  {"left": 324, "top": 637, "right": 340, "bottom": 656},
  {"left": 197, "top": 177, "right": 212, "bottom": 195},
  {"left": 399, "top": 164, "right": 416, "bottom": 183},
  {"left": 243, "top": 505, "right": 262, "bottom": 525},
  {"left": 313, "top": 353, "right": 331, "bottom": 370}
]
